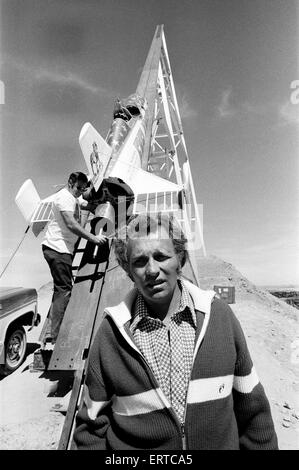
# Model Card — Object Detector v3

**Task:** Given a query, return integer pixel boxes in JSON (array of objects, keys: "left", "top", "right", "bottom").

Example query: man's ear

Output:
[
  {"left": 119, "top": 260, "right": 133, "bottom": 281},
  {"left": 176, "top": 254, "right": 183, "bottom": 275},
  {"left": 126, "top": 267, "right": 134, "bottom": 281}
]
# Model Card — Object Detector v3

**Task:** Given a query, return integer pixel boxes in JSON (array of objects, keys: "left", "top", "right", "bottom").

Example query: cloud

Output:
[
  {"left": 215, "top": 88, "right": 299, "bottom": 128},
  {"left": 241, "top": 101, "right": 269, "bottom": 115},
  {"left": 178, "top": 93, "right": 198, "bottom": 119},
  {"left": 34, "top": 68, "right": 104, "bottom": 94},
  {"left": 278, "top": 101, "right": 299, "bottom": 126},
  {"left": 216, "top": 87, "right": 237, "bottom": 118},
  {"left": 216, "top": 89, "right": 268, "bottom": 120},
  {"left": 6, "top": 56, "right": 112, "bottom": 97},
  {"left": 174, "top": 84, "right": 198, "bottom": 120}
]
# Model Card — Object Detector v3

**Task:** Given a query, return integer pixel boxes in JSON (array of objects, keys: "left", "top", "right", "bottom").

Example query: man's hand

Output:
[
  {"left": 61, "top": 210, "right": 108, "bottom": 246},
  {"left": 94, "top": 234, "right": 108, "bottom": 245}
]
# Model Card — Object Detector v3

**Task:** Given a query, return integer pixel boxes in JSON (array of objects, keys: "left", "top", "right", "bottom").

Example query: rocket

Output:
[
  {"left": 15, "top": 25, "right": 182, "bottom": 238},
  {"left": 15, "top": 25, "right": 204, "bottom": 260},
  {"left": 15, "top": 91, "right": 182, "bottom": 240},
  {"left": 78, "top": 92, "right": 182, "bottom": 237}
]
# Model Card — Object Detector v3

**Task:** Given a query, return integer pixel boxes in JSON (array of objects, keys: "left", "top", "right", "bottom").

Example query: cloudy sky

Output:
[{"left": 0, "top": 0, "right": 298, "bottom": 289}]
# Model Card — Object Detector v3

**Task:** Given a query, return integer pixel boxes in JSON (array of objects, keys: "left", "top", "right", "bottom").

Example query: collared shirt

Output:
[{"left": 130, "top": 279, "right": 196, "bottom": 423}]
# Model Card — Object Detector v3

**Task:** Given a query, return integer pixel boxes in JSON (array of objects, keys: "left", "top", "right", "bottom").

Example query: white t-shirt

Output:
[{"left": 42, "top": 188, "right": 81, "bottom": 254}]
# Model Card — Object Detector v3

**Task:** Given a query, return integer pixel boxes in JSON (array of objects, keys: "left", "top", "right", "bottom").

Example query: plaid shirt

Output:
[{"left": 130, "top": 279, "right": 196, "bottom": 423}]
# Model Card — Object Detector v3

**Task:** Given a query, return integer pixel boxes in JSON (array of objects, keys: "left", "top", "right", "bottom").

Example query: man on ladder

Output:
[{"left": 41, "top": 171, "right": 107, "bottom": 347}]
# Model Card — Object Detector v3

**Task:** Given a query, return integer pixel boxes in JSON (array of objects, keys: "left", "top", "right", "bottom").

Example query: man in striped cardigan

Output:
[{"left": 73, "top": 213, "right": 278, "bottom": 450}]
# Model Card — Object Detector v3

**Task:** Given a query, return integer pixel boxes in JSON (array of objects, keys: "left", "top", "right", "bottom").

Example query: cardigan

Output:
[{"left": 73, "top": 280, "right": 278, "bottom": 450}]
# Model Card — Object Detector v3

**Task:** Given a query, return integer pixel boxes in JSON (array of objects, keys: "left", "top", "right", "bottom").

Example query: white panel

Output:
[
  {"left": 15, "top": 179, "right": 40, "bottom": 223},
  {"left": 233, "top": 367, "right": 259, "bottom": 394},
  {"left": 112, "top": 388, "right": 170, "bottom": 416},
  {"left": 187, "top": 375, "right": 234, "bottom": 404},
  {"left": 83, "top": 385, "right": 110, "bottom": 420},
  {"left": 32, "top": 201, "right": 53, "bottom": 222}
]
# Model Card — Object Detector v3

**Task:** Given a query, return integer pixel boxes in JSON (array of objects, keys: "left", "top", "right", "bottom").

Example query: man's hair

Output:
[
  {"left": 114, "top": 212, "right": 188, "bottom": 275},
  {"left": 68, "top": 172, "right": 89, "bottom": 187}
]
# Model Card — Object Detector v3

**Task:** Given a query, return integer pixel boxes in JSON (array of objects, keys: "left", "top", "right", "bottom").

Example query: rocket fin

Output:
[
  {"left": 110, "top": 162, "right": 181, "bottom": 195},
  {"left": 15, "top": 179, "right": 41, "bottom": 223},
  {"left": 15, "top": 179, "right": 54, "bottom": 237}
]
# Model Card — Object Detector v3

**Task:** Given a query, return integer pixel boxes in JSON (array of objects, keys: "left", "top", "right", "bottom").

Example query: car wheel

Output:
[{"left": 4, "top": 326, "right": 27, "bottom": 373}]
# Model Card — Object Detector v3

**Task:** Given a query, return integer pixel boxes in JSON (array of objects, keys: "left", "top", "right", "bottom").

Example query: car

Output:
[{"left": 0, "top": 286, "right": 41, "bottom": 375}]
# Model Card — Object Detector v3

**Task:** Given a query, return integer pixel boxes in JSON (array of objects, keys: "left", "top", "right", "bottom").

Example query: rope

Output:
[{"left": 0, "top": 225, "right": 30, "bottom": 279}]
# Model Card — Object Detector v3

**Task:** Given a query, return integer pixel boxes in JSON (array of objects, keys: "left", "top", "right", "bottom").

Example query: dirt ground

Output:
[
  {"left": 0, "top": 256, "right": 298, "bottom": 450},
  {"left": 0, "top": 287, "right": 66, "bottom": 450}
]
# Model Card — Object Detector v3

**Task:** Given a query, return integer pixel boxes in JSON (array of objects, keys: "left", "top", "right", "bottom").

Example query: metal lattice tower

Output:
[{"left": 137, "top": 25, "right": 206, "bottom": 272}]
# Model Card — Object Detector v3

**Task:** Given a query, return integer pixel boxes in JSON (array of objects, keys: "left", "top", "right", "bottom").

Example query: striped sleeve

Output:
[
  {"left": 231, "top": 311, "right": 278, "bottom": 450},
  {"left": 73, "top": 327, "right": 111, "bottom": 450}
]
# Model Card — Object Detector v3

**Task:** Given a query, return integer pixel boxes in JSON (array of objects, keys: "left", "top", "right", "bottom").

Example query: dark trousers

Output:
[{"left": 42, "top": 245, "right": 73, "bottom": 341}]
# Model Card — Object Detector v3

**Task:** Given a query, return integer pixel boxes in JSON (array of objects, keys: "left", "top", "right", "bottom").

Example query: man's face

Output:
[
  {"left": 128, "top": 226, "right": 180, "bottom": 309},
  {"left": 69, "top": 181, "right": 88, "bottom": 198}
]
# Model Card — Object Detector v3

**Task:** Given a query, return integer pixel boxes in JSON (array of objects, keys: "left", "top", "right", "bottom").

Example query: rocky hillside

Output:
[
  {"left": 196, "top": 255, "right": 297, "bottom": 318},
  {"left": 193, "top": 255, "right": 298, "bottom": 449}
]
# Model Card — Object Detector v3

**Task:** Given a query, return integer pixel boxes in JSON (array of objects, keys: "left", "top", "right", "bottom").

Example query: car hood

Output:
[{"left": 0, "top": 287, "right": 37, "bottom": 315}]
